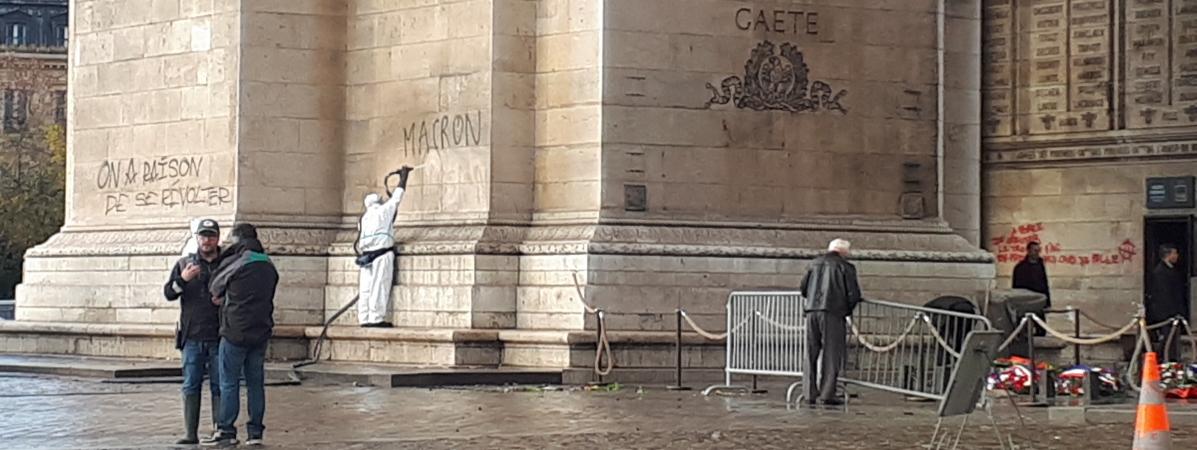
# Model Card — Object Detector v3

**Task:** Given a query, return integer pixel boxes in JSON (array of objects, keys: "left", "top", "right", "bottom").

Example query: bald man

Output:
[{"left": 799, "top": 238, "right": 862, "bottom": 406}]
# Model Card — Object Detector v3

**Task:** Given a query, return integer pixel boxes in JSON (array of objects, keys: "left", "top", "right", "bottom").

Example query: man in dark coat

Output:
[
  {"left": 1012, "top": 241, "right": 1050, "bottom": 306},
  {"left": 1147, "top": 244, "right": 1187, "bottom": 361},
  {"left": 799, "top": 238, "right": 862, "bottom": 406},
  {"left": 202, "top": 224, "right": 279, "bottom": 447},
  {"left": 1012, "top": 241, "right": 1051, "bottom": 337},
  {"left": 164, "top": 218, "right": 222, "bottom": 444}
]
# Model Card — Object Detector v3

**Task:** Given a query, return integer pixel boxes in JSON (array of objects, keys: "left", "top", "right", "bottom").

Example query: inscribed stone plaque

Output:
[
  {"left": 1125, "top": 0, "right": 1197, "bottom": 128},
  {"left": 993, "top": 0, "right": 1114, "bottom": 136},
  {"left": 984, "top": 0, "right": 1016, "bottom": 137},
  {"left": 1017, "top": 0, "right": 1070, "bottom": 134}
]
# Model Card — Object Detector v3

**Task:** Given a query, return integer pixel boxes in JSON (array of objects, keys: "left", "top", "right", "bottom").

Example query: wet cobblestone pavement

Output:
[{"left": 2, "top": 373, "right": 1195, "bottom": 449}]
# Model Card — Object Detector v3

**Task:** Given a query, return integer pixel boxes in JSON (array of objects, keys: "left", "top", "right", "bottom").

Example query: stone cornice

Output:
[
  {"left": 29, "top": 222, "right": 991, "bottom": 263},
  {"left": 984, "top": 132, "right": 1197, "bottom": 166}
]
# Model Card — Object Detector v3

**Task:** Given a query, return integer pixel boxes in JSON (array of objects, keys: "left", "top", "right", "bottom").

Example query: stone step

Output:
[
  {"left": 306, "top": 326, "right": 504, "bottom": 366},
  {"left": 0, "top": 354, "right": 179, "bottom": 379},
  {"left": 0, "top": 321, "right": 308, "bottom": 360},
  {"left": 268, "top": 361, "right": 561, "bottom": 387},
  {"left": 5, "top": 321, "right": 1175, "bottom": 385}
]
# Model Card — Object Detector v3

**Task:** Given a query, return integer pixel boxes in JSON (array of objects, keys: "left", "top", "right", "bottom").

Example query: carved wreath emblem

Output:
[{"left": 706, "top": 41, "right": 847, "bottom": 114}]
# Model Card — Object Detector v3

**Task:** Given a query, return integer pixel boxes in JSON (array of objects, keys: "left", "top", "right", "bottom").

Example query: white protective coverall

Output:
[
  {"left": 357, "top": 188, "right": 405, "bottom": 325},
  {"left": 179, "top": 218, "right": 201, "bottom": 259}
]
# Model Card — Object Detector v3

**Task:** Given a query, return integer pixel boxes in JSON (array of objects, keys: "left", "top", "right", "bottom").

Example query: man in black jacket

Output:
[
  {"left": 164, "top": 218, "right": 223, "bottom": 445},
  {"left": 1012, "top": 242, "right": 1050, "bottom": 305},
  {"left": 1147, "top": 244, "right": 1187, "bottom": 361},
  {"left": 1012, "top": 241, "right": 1050, "bottom": 336},
  {"left": 202, "top": 223, "right": 279, "bottom": 447},
  {"left": 799, "top": 238, "right": 862, "bottom": 406}
]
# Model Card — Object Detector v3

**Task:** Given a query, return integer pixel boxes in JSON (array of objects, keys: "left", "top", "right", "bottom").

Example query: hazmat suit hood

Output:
[{"left": 364, "top": 193, "right": 381, "bottom": 209}]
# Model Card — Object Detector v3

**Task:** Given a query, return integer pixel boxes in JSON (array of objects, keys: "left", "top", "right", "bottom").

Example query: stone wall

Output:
[
  {"left": 600, "top": 0, "right": 942, "bottom": 221},
  {"left": 69, "top": 0, "right": 240, "bottom": 227},
  {"left": 518, "top": 0, "right": 990, "bottom": 331},
  {"left": 237, "top": 0, "right": 346, "bottom": 224},
  {"left": 982, "top": 0, "right": 1197, "bottom": 330},
  {"left": 17, "top": 0, "right": 244, "bottom": 322},
  {"left": 14, "top": 1, "right": 993, "bottom": 345},
  {"left": 986, "top": 161, "right": 1197, "bottom": 328}
]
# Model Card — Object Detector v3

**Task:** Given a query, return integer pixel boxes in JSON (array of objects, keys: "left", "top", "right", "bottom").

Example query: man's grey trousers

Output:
[{"left": 805, "top": 311, "right": 846, "bottom": 403}]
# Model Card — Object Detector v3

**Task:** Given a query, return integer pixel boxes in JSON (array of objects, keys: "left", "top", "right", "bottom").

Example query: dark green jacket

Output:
[{"left": 209, "top": 238, "right": 278, "bottom": 347}]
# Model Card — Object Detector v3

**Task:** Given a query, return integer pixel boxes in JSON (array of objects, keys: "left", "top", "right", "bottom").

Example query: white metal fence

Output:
[{"left": 705, "top": 291, "right": 993, "bottom": 404}]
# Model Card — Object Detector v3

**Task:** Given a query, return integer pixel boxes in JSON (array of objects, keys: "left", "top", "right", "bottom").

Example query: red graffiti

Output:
[
  {"left": 1118, "top": 239, "right": 1137, "bottom": 261},
  {"left": 990, "top": 224, "right": 1136, "bottom": 267}
]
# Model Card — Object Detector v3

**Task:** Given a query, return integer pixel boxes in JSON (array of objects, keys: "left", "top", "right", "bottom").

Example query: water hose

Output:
[
  {"left": 292, "top": 294, "right": 359, "bottom": 369},
  {"left": 293, "top": 169, "right": 405, "bottom": 370}
]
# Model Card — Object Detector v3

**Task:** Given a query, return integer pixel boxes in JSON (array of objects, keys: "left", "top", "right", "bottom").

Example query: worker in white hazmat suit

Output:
[
  {"left": 355, "top": 166, "right": 413, "bottom": 327},
  {"left": 180, "top": 218, "right": 202, "bottom": 259}
]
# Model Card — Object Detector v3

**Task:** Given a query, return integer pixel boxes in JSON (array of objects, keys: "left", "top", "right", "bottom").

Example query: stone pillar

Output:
[
  {"left": 235, "top": 1, "right": 348, "bottom": 326},
  {"left": 335, "top": 0, "right": 536, "bottom": 329},
  {"left": 519, "top": 0, "right": 994, "bottom": 333},
  {"left": 20, "top": 0, "right": 347, "bottom": 328},
  {"left": 15, "top": 1, "right": 996, "bottom": 363},
  {"left": 515, "top": 0, "right": 605, "bottom": 330},
  {"left": 18, "top": 0, "right": 244, "bottom": 324},
  {"left": 942, "top": 0, "right": 983, "bottom": 246}
]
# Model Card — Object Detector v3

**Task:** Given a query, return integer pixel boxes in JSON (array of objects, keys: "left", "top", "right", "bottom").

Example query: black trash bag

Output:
[{"left": 924, "top": 296, "right": 980, "bottom": 366}]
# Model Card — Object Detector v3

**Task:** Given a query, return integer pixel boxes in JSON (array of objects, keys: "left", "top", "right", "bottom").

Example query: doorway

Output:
[{"left": 1143, "top": 215, "right": 1194, "bottom": 321}]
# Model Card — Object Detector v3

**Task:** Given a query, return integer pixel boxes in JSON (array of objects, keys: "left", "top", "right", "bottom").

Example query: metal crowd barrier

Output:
[
  {"left": 721, "top": 291, "right": 806, "bottom": 381},
  {"left": 704, "top": 291, "right": 994, "bottom": 405},
  {"left": 847, "top": 299, "right": 993, "bottom": 401}
]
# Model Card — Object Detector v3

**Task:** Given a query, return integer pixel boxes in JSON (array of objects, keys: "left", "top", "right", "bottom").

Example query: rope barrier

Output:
[
  {"left": 920, "top": 314, "right": 963, "bottom": 358},
  {"left": 1027, "top": 314, "right": 1138, "bottom": 346},
  {"left": 843, "top": 313, "right": 964, "bottom": 357},
  {"left": 1164, "top": 319, "right": 1181, "bottom": 362},
  {"left": 571, "top": 272, "right": 612, "bottom": 377},
  {"left": 847, "top": 315, "right": 923, "bottom": 353},
  {"left": 1074, "top": 309, "right": 1126, "bottom": 331},
  {"left": 754, "top": 311, "right": 804, "bottom": 332},
  {"left": 1138, "top": 319, "right": 1154, "bottom": 353},
  {"left": 679, "top": 310, "right": 751, "bottom": 341},
  {"left": 1180, "top": 318, "right": 1197, "bottom": 362},
  {"left": 996, "top": 316, "right": 1030, "bottom": 352},
  {"left": 1124, "top": 319, "right": 1154, "bottom": 394},
  {"left": 1144, "top": 318, "right": 1179, "bottom": 331}
]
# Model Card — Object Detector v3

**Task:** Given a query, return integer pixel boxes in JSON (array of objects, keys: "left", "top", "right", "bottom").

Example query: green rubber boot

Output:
[{"left": 176, "top": 394, "right": 201, "bottom": 444}]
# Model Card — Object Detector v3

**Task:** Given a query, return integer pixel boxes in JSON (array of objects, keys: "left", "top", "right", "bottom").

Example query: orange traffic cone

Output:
[{"left": 1133, "top": 352, "right": 1171, "bottom": 449}]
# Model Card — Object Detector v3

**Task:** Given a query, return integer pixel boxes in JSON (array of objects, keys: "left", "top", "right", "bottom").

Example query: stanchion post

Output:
[
  {"left": 1073, "top": 309, "right": 1081, "bottom": 367},
  {"left": 1026, "top": 313, "right": 1038, "bottom": 404},
  {"left": 667, "top": 309, "right": 691, "bottom": 391},
  {"left": 1024, "top": 313, "right": 1053, "bottom": 406},
  {"left": 593, "top": 309, "right": 604, "bottom": 385}
]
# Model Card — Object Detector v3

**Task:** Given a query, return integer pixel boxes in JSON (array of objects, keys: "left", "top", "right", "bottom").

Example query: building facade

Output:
[
  {"left": 0, "top": 0, "right": 988, "bottom": 378},
  {"left": 0, "top": 0, "right": 67, "bottom": 134},
  {"left": 4, "top": 0, "right": 1193, "bottom": 378},
  {"left": 0, "top": 0, "right": 67, "bottom": 300},
  {"left": 982, "top": 0, "right": 1197, "bottom": 328}
]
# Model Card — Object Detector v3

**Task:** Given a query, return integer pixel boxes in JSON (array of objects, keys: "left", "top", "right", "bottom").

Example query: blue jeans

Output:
[
  {"left": 181, "top": 339, "right": 220, "bottom": 397},
  {"left": 217, "top": 339, "right": 268, "bottom": 438}
]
